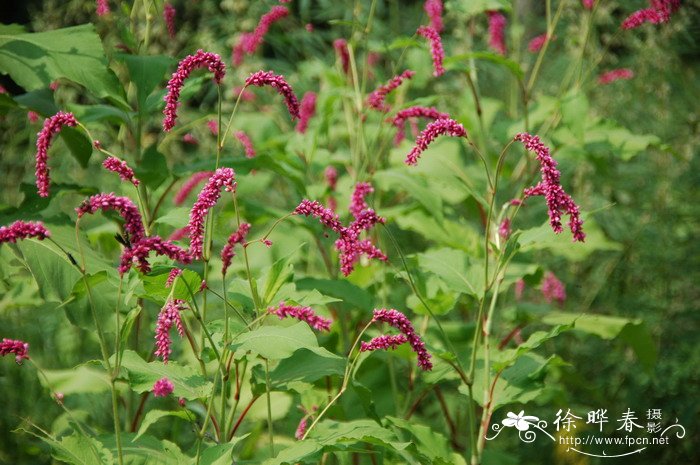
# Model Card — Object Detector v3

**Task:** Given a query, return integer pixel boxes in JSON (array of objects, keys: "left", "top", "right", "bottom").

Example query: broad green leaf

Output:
[
  {"left": 0, "top": 24, "right": 126, "bottom": 106},
  {"left": 417, "top": 248, "right": 483, "bottom": 298},
  {"left": 40, "top": 364, "right": 110, "bottom": 395},
  {"left": 561, "top": 90, "right": 589, "bottom": 142},
  {"left": 262, "top": 440, "right": 323, "bottom": 465},
  {"left": 493, "top": 323, "right": 572, "bottom": 371},
  {"left": 199, "top": 438, "right": 250, "bottom": 465},
  {"left": 269, "top": 348, "right": 345, "bottom": 388},
  {"left": 295, "top": 277, "right": 374, "bottom": 310},
  {"left": 99, "top": 433, "right": 189, "bottom": 465},
  {"left": 261, "top": 247, "right": 299, "bottom": 306},
  {"left": 134, "top": 409, "right": 193, "bottom": 441},
  {"left": 312, "top": 419, "right": 411, "bottom": 450},
  {"left": 386, "top": 416, "right": 454, "bottom": 465},
  {"left": 446, "top": 52, "right": 523, "bottom": 79},
  {"left": 52, "top": 433, "right": 114, "bottom": 465},
  {"left": 140, "top": 267, "right": 202, "bottom": 304},
  {"left": 116, "top": 54, "right": 174, "bottom": 111},
  {"left": 134, "top": 144, "right": 169, "bottom": 189},
  {"left": 231, "top": 322, "right": 320, "bottom": 360},
  {"left": 59, "top": 126, "right": 94, "bottom": 168},
  {"left": 14, "top": 88, "right": 57, "bottom": 115},
  {"left": 375, "top": 169, "right": 443, "bottom": 222},
  {"left": 153, "top": 207, "right": 189, "bottom": 229},
  {"left": 447, "top": 0, "right": 511, "bottom": 17},
  {"left": 67, "top": 103, "right": 131, "bottom": 125}
]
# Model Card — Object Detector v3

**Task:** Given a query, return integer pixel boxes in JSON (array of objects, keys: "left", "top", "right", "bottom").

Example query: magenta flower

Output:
[
  {"left": 165, "top": 268, "right": 183, "bottom": 288},
  {"left": 498, "top": 218, "right": 511, "bottom": 240},
  {"left": 296, "top": 91, "right": 317, "bottom": 134},
  {"left": 360, "top": 334, "right": 408, "bottom": 352},
  {"left": 268, "top": 302, "right": 332, "bottom": 332},
  {"left": 527, "top": 33, "right": 549, "bottom": 53},
  {"left": 371, "top": 309, "right": 432, "bottom": 371},
  {"left": 324, "top": 166, "right": 338, "bottom": 191},
  {"left": 598, "top": 68, "right": 634, "bottom": 85},
  {"left": 295, "top": 416, "right": 308, "bottom": 440},
  {"left": 541, "top": 272, "right": 566, "bottom": 305},
  {"left": 168, "top": 227, "right": 188, "bottom": 242},
  {"left": 27, "top": 111, "right": 39, "bottom": 123},
  {"left": 235, "top": 131, "right": 256, "bottom": 158},
  {"left": 163, "top": 50, "right": 226, "bottom": 132},
  {"left": 293, "top": 199, "right": 345, "bottom": 233},
  {"left": 0, "top": 221, "right": 50, "bottom": 244},
  {"left": 367, "top": 70, "right": 415, "bottom": 112},
  {"left": 516, "top": 133, "right": 585, "bottom": 242},
  {"left": 390, "top": 106, "right": 450, "bottom": 145},
  {"left": 349, "top": 182, "right": 374, "bottom": 219},
  {"left": 0, "top": 338, "right": 30, "bottom": 364},
  {"left": 163, "top": 3, "right": 177, "bottom": 39},
  {"left": 231, "top": 34, "right": 251, "bottom": 66},
  {"left": 207, "top": 120, "right": 219, "bottom": 135},
  {"left": 333, "top": 39, "right": 351, "bottom": 75},
  {"left": 487, "top": 11, "right": 507, "bottom": 55},
  {"left": 49, "top": 81, "right": 59, "bottom": 91},
  {"left": 221, "top": 222, "right": 251, "bottom": 275},
  {"left": 118, "top": 236, "right": 191, "bottom": 275},
  {"left": 174, "top": 171, "right": 214, "bottom": 206},
  {"left": 76, "top": 193, "right": 146, "bottom": 245},
  {"left": 514, "top": 278, "right": 525, "bottom": 301},
  {"left": 96, "top": 0, "right": 110, "bottom": 16},
  {"left": 153, "top": 377, "right": 175, "bottom": 397},
  {"left": 424, "top": 0, "right": 444, "bottom": 33},
  {"left": 244, "top": 6, "right": 289, "bottom": 55},
  {"left": 182, "top": 133, "right": 198, "bottom": 145},
  {"left": 102, "top": 156, "right": 140, "bottom": 186},
  {"left": 154, "top": 300, "right": 187, "bottom": 363},
  {"left": 245, "top": 71, "right": 300, "bottom": 120},
  {"left": 622, "top": 0, "right": 680, "bottom": 29},
  {"left": 35, "top": 111, "right": 78, "bottom": 197},
  {"left": 417, "top": 26, "right": 445, "bottom": 77},
  {"left": 188, "top": 168, "right": 236, "bottom": 260},
  {"left": 582, "top": 0, "right": 594, "bottom": 9},
  {"left": 405, "top": 118, "right": 467, "bottom": 166}
]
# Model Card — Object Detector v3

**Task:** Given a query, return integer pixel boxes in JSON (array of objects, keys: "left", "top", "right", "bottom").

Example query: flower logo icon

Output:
[{"left": 502, "top": 411, "right": 540, "bottom": 431}]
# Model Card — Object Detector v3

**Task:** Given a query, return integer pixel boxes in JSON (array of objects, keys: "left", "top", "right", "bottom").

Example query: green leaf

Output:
[
  {"left": 14, "top": 88, "right": 57, "bottom": 115},
  {"left": 417, "top": 248, "right": 483, "bottom": 298},
  {"left": 561, "top": 91, "right": 588, "bottom": 142},
  {"left": 116, "top": 350, "right": 213, "bottom": 400},
  {"left": 59, "top": 126, "right": 93, "bottom": 168},
  {"left": 199, "top": 438, "right": 250, "bottom": 465},
  {"left": 134, "top": 409, "right": 193, "bottom": 441},
  {"left": 134, "top": 144, "right": 169, "bottom": 189},
  {"left": 116, "top": 54, "right": 173, "bottom": 111},
  {"left": 296, "top": 277, "right": 374, "bottom": 310},
  {"left": 386, "top": 416, "right": 455, "bottom": 465},
  {"left": 231, "top": 322, "right": 320, "bottom": 360},
  {"left": 52, "top": 432, "right": 114, "bottom": 465},
  {"left": 261, "top": 247, "right": 299, "bottom": 307},
  {"left": 447, "top": 0, "right": 512, "bottom": 17},
  {"left": 446, "top": 52, "right": 523, "bottom": 79},
  {"left": 140, "top": 267, "right": 202, "bottom": 304},
  {"left": 493, "top": 323, "right": 572, "bottom": 371},
  {"left": 99, "top": 433, "right": 189, "bottom": 465},
  {"left": 0, "top": 24, "right": 126, "bottom": 106},
  {"left": 375, "top": 169, "right": 443, "bottom": 222},
  {"left": 40, "top": 364, "right": 111, "bottom": 395},
  {"left": 67, "top": 103, "right": 131, "bottom": 125},
  {"left": 153, "top": 207, "right": 189, "bottom": 229},
  {"left": 269, "top": 348, "right": 345, "bottom": 388}
]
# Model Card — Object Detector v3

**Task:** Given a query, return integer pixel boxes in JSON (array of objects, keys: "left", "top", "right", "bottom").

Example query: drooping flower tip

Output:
[
  {"left": 163, "top": 50, "right": 226, "bottom": 132},
  {"left": 0, "top": 221, "right": 50, "bottom": 244},
  {"left": 293, "top": 199, "right": 344, "bottom": 233},
  {"left": 598, "top": 68, "right": 634, "bottom": 85},
  {"left": 0, "top": 338, "right": 30, "bottom": 364},
  {"left": 235, "top": 131, "right": 256, "bottom": 158},
  {"left": 360, "top": 334, "right": 408, "bottom": 352},
  {"left": 221, "top": 222, "right": 251, "bottom": 275},
  {"left": 102, "top": 156, "right": 140, "bottom": 186},
  {"left": 165, "top": 268, "right": 183, "bottom": 288},
  {"left": 118, "top": 236, "right": 191, "bottom": 275},
  {"left": 621, "top": 1, "right": 680, "bottom": 29},
  {"left": 367, "top": 70, "right": 415, "bottom": 112},
  {"left": 174, "top": 171, "right": 214, "bottom": 206},
  {"left": 349, "top": 182, "right": 374, "bottom": 219},
  {"left": 269, "top": 302, "right": 332, "bottom": 332},
  {"left": 243, "top": 5, "right": 289, "bottom": 55},
  {"left": 154, "top": 300, "right": 186, "bottom": 363},
  {"left": 96, "top": 0, "right": 110, "bottom": 16},
  {"left": 390, "top": 106, "right": 450, "bottom": 145},
  {"left": 76, "top": 193, "right": 146, "bottom": 245},
  {"left": 188, "top": 168, "right": 236, "bottom": 259},
  {"left": 153, "top": 377, "right": 175, "bottom": 397},
  {"left": 296, "top": 91, "right": 317, "bottom": 133},
  {"left": 541, "top": 272, "right": 566, "bottom": 305},
  {"left": 424, "top": 0, "right": 444, "bottom": 33},
  {"left": 487, "top": 11, "right": 507, "bottom": 55},
  {"left": 333, "top": 39, "right": 350, "bottom": 75},
  {"left": 405, "top": 118, "right": 466, "bottom": 166},
  {"left": 245, "top": 71, "right": 300, "bottom": 120},
  {"left": 371, "top": 308, "right": 432, "bottom": 370},
  {"left": 417, "top": 26, "right": 445, "bottom": 77},
  {"left": 35, "top": 111, "right": 78, "bottom": 197},
  {"left": 163, "top": 3, "right": 177, "bottom": 39}
]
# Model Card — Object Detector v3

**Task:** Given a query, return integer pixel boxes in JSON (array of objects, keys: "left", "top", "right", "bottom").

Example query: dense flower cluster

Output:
[
  {"left": 349, "top": 182, "right": 374, "bottom": 219},
  {"left": 333, "top": 39, "right": 350, "bottom": 75},
  {"left": 268, "top": 302, "right": 332, "bottom": 332},
  {"left": 245, "top": 71, "right": 300, "bottom": 120},
  {"left": 417, "top": 26, "right": 445, "bottom": 77},
  {"left": 182, "top": 133, "right": 198, "bottom": 145},
  {"left": 243, "top": 6, "right": 289, "bottom": 56},
  {"left": 295, "top": 417, "right": 308, "bottom": 440},
  {"left": 163, "top": 50, "right": 226, "bottom": 132},
  {"left": 0, "top": 338, "right": 30, "bottom": 364},
  {"left": 165, "top": 268, "right": 183, "bottom": 288},
  {"left": 405, "top": 118, "right": 467, "bottom": 166},
  {"left": 424, "top": 0, "right": 444, "bottom": 33},
  {"left": 154, "top": 300, "right": 187, "bottom": 363},
  {"left": 296, "top": 92, "right": 317, "bottom": 134},
  {"left": 487, "top": 11, "right": 507, "bottom": 55},
  {"left": 515, "top": 133, "right": 585, "bottom": 242},
  {"left": 498, "top": 218, "right": 511, "bottom": 240},
  {"left": 35, "top": 111, "right": 78, "bottom": 197},
  {"left": 621, "top": 0, "right": 680, "bottom": 29},
  {"left": 102, "top": 156, "right": 140, "bottom": 186},
  {"left": 174, "top": 171, "right": 214, "bottom": 206},
  {"left": 27, "top": 111, "right": 39, "bottom": 123},
  {"left": 390, "top": 106, "right": 450, "bottom": 145},
  {"left": 367, "top": 70, "right": 415, "bottom": 112},
  {"left": 541, "top": 272, "right": 566, "bottom": 305},
  {"left": 360, "top": 334, "right": 408, "bottom": 352},
  {"left": 371, "top": 309, "right": 432, "bottom": 370},
  {"left": 528, "top": 33, "right": 549, "bottom": 53},
  {"left": 235, "top": 131, "right": 256, "bottom": 158},
  {"left": 0, "top": 221, "right": 50, "bottom": 244},
  {"left": 118, "top": 236, "right": 191, "bottom": 274},
  {"left": 207, "top": 120, "right": 219, "bottom": 135},
  {"left": 96, "top": 0, "right": 110, "bottom": 16},
  {"left": 598, "top": 68, "right": 634, "bottom": 85},
  {"left": 163, "top": 3, "right": 176, "bottom": 39},
  {"left": 76, "top": 193, "right": 146, "bottom": 244},
  {"left": 221, "top": 222, "right": 251, "bottom": 275},
  {"left": 188, "top": 168, "right": 236, "bottom": 259},
  {"left": 153, "top": 377, "right": 174, "bottom": 397}
]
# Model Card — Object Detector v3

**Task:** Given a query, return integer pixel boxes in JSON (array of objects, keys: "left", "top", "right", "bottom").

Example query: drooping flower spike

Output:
[
  {"left": 598, "top": 68, "right": 634, "bottom": 85},
  {"left": 0, "top": 338, "right": 30, "bottom": 364},
  {"left": 0, "top": 221, "right": 50, "bottom": 244},
  {"left": 417, "top": 26, "right": 445, "bottom": 77},
  {"left": 76, "top": 193, "right": 146, "bottom": 245},
  {"left": 165, "top": 268, "right": 183, "bottom": 288},
  {"left": 96, "top": 0, "right": 110, "bottom": 16},
  {"left": 541, "top": 272, "right": 566, "bottom": 305},
  {"left": 244, "top": 6, "right": 289, "bottom": 55},
  {"left": 35, "top": 111, "right": 78, "bottom": 197},
  {"left": 349, "top": 182, "right": 374, "bottom": 219},
  {"left": 405, "top": 118, "right": 467, "bottom": 166},
  {"left": 333, "top": 39, "right": 351, "bottom": 75},
  {"left": 188, "top": 168, "right": 236, "bottom": 260},
  {"left": 390, "top": 106, "right": 450, "bottom": 145},
  {"left": 119, "top": 237, "right": 191, "bottom": 275},
  {"left": 235, "top": 131, "right": 256, "bottom": 158},
  {"left": 370, "top": 309, "right": 432, "bottom": 370},
  {"left": 424, "top": 0, "right": 444, "bottom": 33},
  {"left": 154, "top": 299, "right": 187, "bottom": 363},
  {"left": 245, "top": 71, "right": 300, "bottom": 120},
  {"left": 268, "top": 302, "right": 332, "bottom": 332},
  {"left": 163, "top": 3, "right": 177, "bottom": 39},
  {"left": 487, "top": 11, "right": 507, "bottom": 55},
  {"left": 102, "top": 156, "right": 140, "bottom": 186},
  {"left": 621, "top": 0, "right": 680, "bottom": 29},
  {"left": 527, "top": 33, "right": 549, "bottom": 53},
  {"left": 367, "top": 70, "right": 415, "bottom": 112},
  {"left": 174, "top": 171, "right": 214, "bottom": 206},
  {"left": 515, "top": 133, "right": 585, "bottom": 242},
  {"left": 296, "top": 91, "right": 317, "bottom": 134},
  {"left": 153, "top": 377, "right": 174, "bottom": 397},
  {"left": 221, "top": 222, "right": 251, "bottom": 275},
  {"left": 163, "top": 50, "right": 226, "bottom": 132},
  {"left": 360, "top": 334, "right": 408, "bottom": 352}
]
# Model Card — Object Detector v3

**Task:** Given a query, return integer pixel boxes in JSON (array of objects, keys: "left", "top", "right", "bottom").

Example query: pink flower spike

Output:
[
  {"left": 174, "top": 171, "right": 214, "bottom": 206},
  {"left": 541, "top": 272, "right": 566, "bottom": 305},
  {"left": 372, "top": 309, "right": 432, "bottom": 371},
  {"left": 163, "top": 50, "right": 226, "bottom": 132},
  {"left": 165, "top": 268, "right": 183, "bottom": 288},
  {"left": 76, "top": 193, "right": 146, "bottom": 244},
  {"left": 417, "top": 26, "right": 445, "bottom": 77},
  {"left": 269, "top": 302, "right": 332, "bottom": 332},
  {"left": 487, "top": 11, "right": 507, "bottom": 55},
  {"left": 324, "top": 166, "right": 338, "bottom": 191},
  {"left": 333, "top": 39, "right": 351, "bottom": 75},
  {"left": 163, "top": 3, "right": 177, "bottom": 39},
  {"left": 96, "top": 0, "right": 110, "bottom": 16},
  {"left": 295, "top": 416, "right": 308, "bottom": 440},
  {"left": 498, "top": 218, "right": 511, "bottom": 240},
  {"left": 188, "top": 168, "right": 236, "bottom": 260},
  {"left": 244, "top": 6, "right": 289, "bottom": 55},
  {"left": 102, "top": 156, "right": 140, "bottom": 186},
  {"left": 367, "top": 70, "right": 415, "bottom": 112},
  {"left": 405, "top": 118, "right": 466, "bottom": 166},
  {"left": 582, "top": 0, "right": 594, "bottom": 9},
  {"left": 35, "top": 111, "right": 78, "bottom": 197},
  {"left": 622, "top": 1, "right": 679, "bottom": 29},
  {"left": 0, "top": 338, "right": 30, "bottom": 364},
  {"left": 349, "top": 182, "right": 374, "bottom": 219},
  {"left": 245, "top": 71, "right": 300, "bottom": 120},
  {"left": 0, "top": 221, "right": 50, "bottom": 244},
  {"left": 27, "top": 111, "right": 39, "bottom": 123},
  {"left": 360, "top": 334, "right": 408, "bottom": 352},
  {"left": 598, "top": 68, "right": 634, "bottom": 85},
  {"left": 153, "top": 377, "right": 174, "bottom": 397},
  {"left": 516, "top": 133, "right": 585, "bottom": 242},
  {"left": 154, "top": 300, "right": 187, "bottom": 363},
  {"left": 528, "top": 33, "right": 549, "bottom": 53},
  {"left": 424, "top": 0, "right": 444, "bottom": 33},
  {"left": 235, "top": 131, "right": 256, "bottom": 158},
  {"left": 514, "top": 278, "right": 525, "bottom": 301},
  {"left": 182, "top": 133, "right": 198, "bottom": 145},
  {"left": 118, "top": 236, "right": 191, "bottom": 275},
  {"left": 296, "top": 91, "right": 317, "bottom": 134},
  {"left": 221, "top": 222, "right": 251, "bottom": 275},
  {"left": 207, "top": 120, "right": 219, "bottom": 135},
  {"left": 390, "top": 106, "right": 450, "bottom": 145},
  {"left": 293, "top": 199, "right": 344, "bottom": 233}
]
